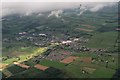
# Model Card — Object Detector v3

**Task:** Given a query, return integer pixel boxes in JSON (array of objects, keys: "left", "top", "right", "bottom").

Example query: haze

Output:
[{"left": 1, "top": 2, "right": 117, "bottom": 18}]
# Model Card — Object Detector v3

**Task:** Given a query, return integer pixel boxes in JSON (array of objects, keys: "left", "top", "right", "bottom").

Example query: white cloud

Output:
[
  {"left": 1, "top": 2, "right": 117, "bottom": 17},
  {"left": 89, "top": 3, "right": 117, "bottom": 12},
  {"left": 1, "top": 2, "right": 80, "bottom": 17},
  {"left": 48, "top": 10, "right": 63, "bottom": 18}
]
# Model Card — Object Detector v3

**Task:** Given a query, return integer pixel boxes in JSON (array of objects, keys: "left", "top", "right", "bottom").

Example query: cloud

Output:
[
  {"left": 1, "top": 0, "right": 119, "bottom": 2},
  {"left": 89, "top": 3, "right": 117, "bottom": 12},
  {"left": 1, "top": 2, "right": 117, "bottom": 17},
  {"left": 77, "top": 5, "right": 87, "bottom": 16},
  {"left": 48, "top": 10, "right": 63, "bottom": 18},
  {"left": 76, "top": 2, "right": 117, "bottom": 16},
  {"left": 1, "top": 2, "right": 79, "bottom": 17}
]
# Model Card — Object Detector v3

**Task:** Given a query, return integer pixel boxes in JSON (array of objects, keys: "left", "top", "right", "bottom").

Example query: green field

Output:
[
  {"left": 63, "top": 57, "right": 117, "bottom": 78},
  {"left": 6, "top": 64, "right": 26, "bottom": 74},
  {"left": 3, "top": 47, "right": 47, "bottom": 64},
  {"left": 9, "top": 68, "right": 44, "bottom": 78},
  {"left": 39, "top": 59, "right": 66, "bottom": 69},
  {"left": 86, "top": 31, "right": 118, "bottom": 49},
  {"left": 92, "top": 67, "right": 116, "bottom": 78}
]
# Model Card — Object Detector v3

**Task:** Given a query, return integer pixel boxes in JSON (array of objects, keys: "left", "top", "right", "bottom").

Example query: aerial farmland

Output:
[{"left": 1, "top": 2, "right": 119, "bottom": 79}]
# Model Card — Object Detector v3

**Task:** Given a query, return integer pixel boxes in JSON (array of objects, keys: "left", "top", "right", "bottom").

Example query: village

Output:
[{"left": 1, "top": 30, "right": 118, "bottom": 78}]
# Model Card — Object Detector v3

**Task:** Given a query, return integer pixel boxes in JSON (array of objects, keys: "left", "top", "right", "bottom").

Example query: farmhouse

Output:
[
  {"left": 19, "top": 32, "right": 27, "bottom": 35},
  {"left": 38, "top": 34, "right": 47, "bottom": 36},
  {"left": 73, "top": 38, "right": 79, "bottom": 41},
  {"left": 61, "top": 40, "right": 72, "bottom": 44}
]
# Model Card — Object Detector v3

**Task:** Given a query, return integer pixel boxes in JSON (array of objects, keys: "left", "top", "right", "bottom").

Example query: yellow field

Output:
[{"left": 2, "top": 47, "right": 47, "bottom": 65}]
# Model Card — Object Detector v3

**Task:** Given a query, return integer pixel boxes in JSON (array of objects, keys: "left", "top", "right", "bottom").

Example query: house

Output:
[
  {"left": 61, "top": 40, "right": 72, "bottom": 44},
  {"left": 38, "top": 34, "right": 47, "bottom": 36},
  {"left": 73, "top": 38, "right": 79, "bottom": 41},
  {"left": 19, "top": 32, "right": 27, "bottom": 35}
]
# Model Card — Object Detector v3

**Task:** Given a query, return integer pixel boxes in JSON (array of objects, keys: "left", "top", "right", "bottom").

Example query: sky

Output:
[
  {"left": 1, "top": 0, "right": 119, "bottom": 2},
  {"left": 0, "top": 0, "right": 118, "bottom": 18}
]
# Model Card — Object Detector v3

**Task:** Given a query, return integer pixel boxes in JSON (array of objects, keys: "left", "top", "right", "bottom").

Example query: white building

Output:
[{"left": 62, "top": 40, "right": 72, "bottom": 44}]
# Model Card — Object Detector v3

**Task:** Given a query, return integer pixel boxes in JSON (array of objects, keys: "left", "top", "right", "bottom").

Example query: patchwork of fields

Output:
[
  {"left": 2, "top": 51, "right": 118, "bottom": 78},
  {"left": 1, "top": 30, "right": 119, "bottom": 78},
  {"left": 1, "top": 3, "right": 119, "bottom": 78}
]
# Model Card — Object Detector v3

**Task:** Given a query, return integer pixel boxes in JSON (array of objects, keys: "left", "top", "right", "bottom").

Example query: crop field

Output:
[
  {"left": 2, "top": 48, "right": 118, "bottom": 78},
  {"left": 92, "top": 67, "right": 116, "bottom": 78},
  {"left": 2, "top": 47, "right": 47, "bottom": 64},
  {"left": 2, "top": 69, "right": 12, "bottom": 78},
  {"left": 5, "top": 64, "right": 26, "bottom": 74},
  {"left": 63, "top": 58, "right": 117, "bottom": 78},
  {"left": 2, "top": 58, "right": 18, "bottom": 64},
  {"left": 39, "top": 60, "right": 66, "bottom": 69},
  {"left": 9, "top": 67, "right": 43, "bottom": 78},
  {"left": 23, "top": 59, "right": 36, "bottom": 66},
  {"left": 85, "top": 31, "right": 118, "bottom": 49}
]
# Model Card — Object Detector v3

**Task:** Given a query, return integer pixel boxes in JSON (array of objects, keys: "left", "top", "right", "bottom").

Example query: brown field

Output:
[
  {"left": 0, "top": 63, "right": 8, "bottom": 70},
  {"left": 80, "top": 57, "right": 92, "bottom": 63},
  {"left": 76, "top": 28, "right": 93, "bottom": 32},
  {"left": 82, "top": 24, "right": 95, "bottom": 28},
  {"left": 13, "top": 62, "right": 30, "bottom": 69},
  {"left": 60, "top": 56, "right": 79, "bottom": 64},
  {"left": 34, "top": 64, "right": 49, "bottom": 71}
]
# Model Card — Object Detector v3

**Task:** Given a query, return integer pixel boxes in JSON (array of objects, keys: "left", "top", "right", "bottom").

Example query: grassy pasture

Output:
[
  {"left": 3, "top": 58, "right": 18, "bottom": 64},
  {"left": 85, "top": 31, "right": 118, "bottom": 49},
  {"left": 40, "top": 59, "right": 66, "bottom": 69},
  {"left": 92, "top": 67, "right": 116, "bottom": 78}
]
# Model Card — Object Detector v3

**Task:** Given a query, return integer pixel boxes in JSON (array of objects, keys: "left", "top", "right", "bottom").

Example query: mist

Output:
[{"left": 1, "top": 2, "right": 117, "bottom": 18}]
